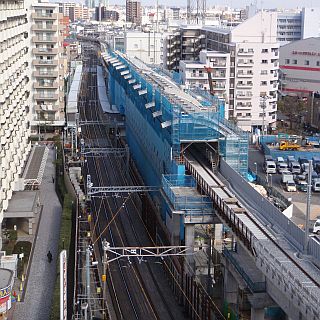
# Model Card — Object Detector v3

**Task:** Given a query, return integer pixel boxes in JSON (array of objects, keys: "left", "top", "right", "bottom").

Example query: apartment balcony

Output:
[
  {"left": 237, "top": 61, "right": 254, "bottom": 67},
  {"left": 236, "top": 103, "right": 252, "bottom": 109},
  {"left": 32, "top": 59, "right": 58, "bottom": 66},
  {"left": 238, "top": 50, "right": 254, "bottom": 56},
  {"left": 236, "top": 94, "right": 253, "bottom": 100},
  {"left": 237, "top": 83, "right": 253, "bottom": 89},
  {"left": 31, "top": 24, "right": 58, "bottom": 32},
  {"left": 32, "top": 36, "right": 58, "bottom": 43},
  {"left": 33, "top": 81, "right": 58, "bottom": 89},
  {"left": 32, "top": 48, "right": 58, "bottom": 55},
  {"left": 32, "top": 71, "right": 58, "bottom": 78},
  {"left": 214, "top": 85, "right": 226, "bottom": 90},
  {"left": 34, "top": 93, "right": 58, "bottom": 100},
  {"left": 31, "top": 13, "right": 58, "bottom": 20},
  {"left": 237, "top": 72, "right": 253, "bottom": 78},
  {"left": 35, "top": 104, "right": 59, "bottom": 112}
]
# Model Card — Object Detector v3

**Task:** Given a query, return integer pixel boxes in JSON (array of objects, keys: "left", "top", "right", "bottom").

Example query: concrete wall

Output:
[{"left": 219, "top": 159, "right": 304, "bottom": 251}]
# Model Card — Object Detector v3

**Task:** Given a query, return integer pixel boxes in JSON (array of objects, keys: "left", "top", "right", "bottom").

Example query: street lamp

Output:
[{"left": 254, "top": 162, "right": 258, "bottom": 177}]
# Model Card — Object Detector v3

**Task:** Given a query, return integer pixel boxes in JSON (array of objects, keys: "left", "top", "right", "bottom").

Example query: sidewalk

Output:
[{"left": 10, "top": 149, "right": 62, "bottom": 320}]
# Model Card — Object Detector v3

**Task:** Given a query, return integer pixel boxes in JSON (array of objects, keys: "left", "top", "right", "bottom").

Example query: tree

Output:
[{"left": 277, "top": 96, "right": 307, "bottom": 131}]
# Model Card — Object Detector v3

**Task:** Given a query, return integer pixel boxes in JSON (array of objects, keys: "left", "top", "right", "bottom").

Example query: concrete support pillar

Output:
[
  {"left": 251, "top": 307, "right": 265, "bottom": 320},
  {"left": 213, "top": 223, "right": 223, "bottom": 251},
  {"left": 223, "top": 268, "right": 238, "bottom": 304},
  {"left": 185, "top": 224, "right": 195, "bottom": 274}
]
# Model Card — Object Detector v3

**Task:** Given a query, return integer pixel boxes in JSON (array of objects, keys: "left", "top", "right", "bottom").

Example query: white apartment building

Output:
[
  {"left": 31, "top": 2, "right": 66, "bottom": 130},
  {"left": 171, "top": 12, "right": 279, "bottom": 131},
  {"left": 180, "top": 50, "right": 230, "bottom": 118},
  {"left": 0, "top": 0, "right": 32, "bottom": 240},
  {"left": 125, "top": 31, "right": 163, "bottom": 65}
]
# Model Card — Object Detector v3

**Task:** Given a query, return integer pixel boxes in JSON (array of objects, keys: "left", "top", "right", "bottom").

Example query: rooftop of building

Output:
[
  {"left": 0, "top": 269, "right": 13, "bottom": 290},
  {"left": 280, "top": 36, "right": 320, "bottom": 48}
]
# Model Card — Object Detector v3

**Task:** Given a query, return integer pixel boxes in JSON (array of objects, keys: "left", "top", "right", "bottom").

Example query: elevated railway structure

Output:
[{"left": 75, "top": 36, "right": 320, "bottom": 320}]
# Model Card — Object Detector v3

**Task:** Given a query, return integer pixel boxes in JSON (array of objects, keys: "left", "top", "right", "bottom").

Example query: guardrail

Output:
[{"left": 185, "top": 158, "right": 254, "bottom": 253}]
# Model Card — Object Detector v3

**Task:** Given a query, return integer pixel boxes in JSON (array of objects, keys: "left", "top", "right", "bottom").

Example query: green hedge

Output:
[{"left": 50, "top": 194, "right": 73, "bottom": 319}]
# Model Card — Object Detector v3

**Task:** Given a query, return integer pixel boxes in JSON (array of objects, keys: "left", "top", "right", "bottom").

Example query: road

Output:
[
  {"left": 248, "top": 145, "right": 320, "bottom": 226},
  {"left": 78, "top": 43, "right": 187, "bottom": 320}
]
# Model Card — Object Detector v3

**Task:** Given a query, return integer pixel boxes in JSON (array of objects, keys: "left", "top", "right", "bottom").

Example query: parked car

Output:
[
  {"left": 287, "top": 156, "right": 296, "bottom": 165},
  {"left": 286, "top": 180, "right": 297, "bottom": 192},
  {"left": 313, "top": 219, "right": 320, "bottom": 235},
  {"left": 264, "top": 155, "right": 273, "bottom": 163},
  {"left": 294, "top": 174, "right": 306, "bottom": 184},
  {"left": 296, "top": 181, "right": 308, "bottom": 192},
  {"left": 277, "top": 162, "right": 288, "bottom": 173},
  {"left": 312, "top": 178, "right": 320, "bottom": 192},
  {"left": 264, "top": 161, "right": 276, "bottom": 174},
  {"left": 312, "top": 156, "right": 320, "bottom": 170},
  {"left": 289, "top": 161, "right": 301, "bottom": 174},
  {"left": 277, "top": 156, "right": 285, "bottom": 163}
]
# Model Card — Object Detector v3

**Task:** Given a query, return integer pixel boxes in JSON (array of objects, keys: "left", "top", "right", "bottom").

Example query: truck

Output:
[
  {"left": 279, "top": 140, "right": 300, "bottom": 151},
  {"left": 282, "top": 171, "right": 294, "bottom": 184}
]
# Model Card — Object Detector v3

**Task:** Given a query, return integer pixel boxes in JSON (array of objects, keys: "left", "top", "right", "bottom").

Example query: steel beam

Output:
[
  {"left": 105, "top": 245, "right": 201, "bottom": 263},
  {"left": 88, "top": 185, "right": 159, "bottom": 195},
  {"left": 82, "top": 147, "right": 126, "bottom": 156}
]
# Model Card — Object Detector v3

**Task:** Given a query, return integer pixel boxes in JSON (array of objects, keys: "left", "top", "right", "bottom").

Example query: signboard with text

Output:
[{"left": 60, "top": 250, "right": 67, "bottom": 320}]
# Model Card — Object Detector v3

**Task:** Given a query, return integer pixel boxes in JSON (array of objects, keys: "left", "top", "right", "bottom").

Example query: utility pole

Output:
[
  {"left": 304, "top": 160, "right": 312, "bottom": 254},
  {"left": 102, "top": 240, "right": 109, "bottom": 319},
  {"left": 260, "top": 95, "right": 267, "bottom": 138},
  {"left": 310, "top": 91, "right": 315, "bottom": 127},
  {"left": 86, "top": 248, "right": 91, "bottom": 305}
]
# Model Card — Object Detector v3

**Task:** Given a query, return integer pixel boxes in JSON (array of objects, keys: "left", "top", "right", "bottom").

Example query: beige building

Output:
[
  {"left": 0, "top": 0, "right": 33, "bottom": 238},
  {"left": 58, "top": 2, "right": 90, "bottom": 22},
  {"left": 31, "top": 2, "right": 67, "bottom": 130}
]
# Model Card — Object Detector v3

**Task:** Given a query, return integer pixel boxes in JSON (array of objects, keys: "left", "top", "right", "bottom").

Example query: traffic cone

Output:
[
  {"left": 20, "top": 282, "right": 23, "bottom": 291},
  {"left": 22, "top": 274, "right": 25, "bottom": 282},
  {"left": 17, "top": 294, "right": 20, "bottom": 302}
]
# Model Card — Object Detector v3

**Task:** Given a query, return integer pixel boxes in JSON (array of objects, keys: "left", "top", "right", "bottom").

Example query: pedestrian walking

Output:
[
  {"left": 47, "top": 251, "right": 53, "bottom": 263},
  {"left": 52, "top": 176, "right": 55, "bottom": 183}
]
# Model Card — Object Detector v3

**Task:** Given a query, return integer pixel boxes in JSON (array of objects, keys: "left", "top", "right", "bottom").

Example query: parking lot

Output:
[{"left": 248, "top": 146, "right": 320, "bottom": 226}]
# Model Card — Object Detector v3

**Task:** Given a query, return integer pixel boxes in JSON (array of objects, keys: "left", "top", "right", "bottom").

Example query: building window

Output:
[
  {"left": 262, "top": 49, "right": 268, "bottom": 53},
  {"left": 285, "top": 59, "right": 290, "bottom": 64},
  {"left": 261, "top": 70, "right": 268, "bottom": 75},
  {"left": 292, "top": 59, "right": 297, "bottom": 64},
  {"left": 262, "top": 60, "right": 268, "bottom": 64},
  {"left": 260, "top": 81, "right": 267, "bottom": 86},
  {"left": 305, "top": 60, "right": 309, "bottom": 66},
  {"left": 317, "top": 61, "right": 320, "bottom": 66}
]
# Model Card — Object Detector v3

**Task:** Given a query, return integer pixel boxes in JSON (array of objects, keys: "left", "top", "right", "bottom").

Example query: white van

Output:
[
  {"left": 313, "top": 219, "right": 320, "bottom": 235},
  {"left": 264, "top": 161, "right": 276, "bottom": 174},
  {"left": 289, "top": 161, "right": 301, "bottom": 174}
]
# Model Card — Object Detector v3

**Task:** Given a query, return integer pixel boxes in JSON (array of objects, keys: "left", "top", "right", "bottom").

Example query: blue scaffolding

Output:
[{"left": 101, "top": 51, "right": 248, "bottom": 234}]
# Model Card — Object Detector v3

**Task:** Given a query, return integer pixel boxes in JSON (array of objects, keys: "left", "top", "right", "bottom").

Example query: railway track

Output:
[
  {"left": 186, "top": 145, "right": 320, "bottom": 289},
  {"left": 78, "top": 45, "right": 184, "bottom": 320}
]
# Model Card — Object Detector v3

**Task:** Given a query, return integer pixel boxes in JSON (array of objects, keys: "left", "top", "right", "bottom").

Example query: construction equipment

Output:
[
  {"left": 279, "top": 140, "right": 300, "bottom": 151},
  {"left": 204, "top": 66, "right": 215, "bottom": 96}
]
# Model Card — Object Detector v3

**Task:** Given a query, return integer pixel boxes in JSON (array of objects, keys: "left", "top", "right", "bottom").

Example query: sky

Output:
[{"left": 107, "top": 0, "right": 317, "bottom": 8}]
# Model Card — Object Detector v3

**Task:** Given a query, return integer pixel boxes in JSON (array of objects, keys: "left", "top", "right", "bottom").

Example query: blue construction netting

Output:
[{"left": 104, "top": 51, "right": 249, "bottom": 180}]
